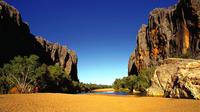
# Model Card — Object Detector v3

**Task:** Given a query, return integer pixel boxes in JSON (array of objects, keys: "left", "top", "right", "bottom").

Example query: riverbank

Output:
[
  {"left": 92, "top": 88, "right": 114, "bottom": 92},
  {"left": 0, "top": 93, "right": 199, "bottom": 112}
]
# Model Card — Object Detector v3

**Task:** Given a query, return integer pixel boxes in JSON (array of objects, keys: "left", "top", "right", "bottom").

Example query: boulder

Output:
[{"left": 147, "top": 58, "right": 200, "bottom": 99}]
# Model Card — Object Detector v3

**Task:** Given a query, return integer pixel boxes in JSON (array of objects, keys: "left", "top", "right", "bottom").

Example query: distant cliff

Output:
[
  {"left": 0, "top": 1, "right": 78, "bottom": 81},
  {"left": 129, "top": 0, "right": 200, "bottom": 75}
]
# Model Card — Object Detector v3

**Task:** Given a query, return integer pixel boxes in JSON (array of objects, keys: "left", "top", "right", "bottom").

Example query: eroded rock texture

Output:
[
  {"left": 129, "top": 0, "right": 200, "bottom": 75},
  {"left": 147, "top": 58, "right": 200, "bottom": 99},
  {"left": 0, "top": 1, "right": 78, "bottom": 81}
]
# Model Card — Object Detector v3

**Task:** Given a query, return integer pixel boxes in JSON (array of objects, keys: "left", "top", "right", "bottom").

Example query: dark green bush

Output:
[
  {"left": 113, "top": 78, "right": 122, "bottom": 91},
  {"left": 0, "top": 55, "right": 44, "bottom": 93},
  {"left": 77, "top": 83, "right": 112, "bottom": 93},
  {"left": 0, "top": 55, "right": 81, "bottom": 94},
  {"left": 139, "top": 67, "right": 155, "bottom": 85},
  {"left": 113, "top": 67, "right": 156, "bottom": 94}
]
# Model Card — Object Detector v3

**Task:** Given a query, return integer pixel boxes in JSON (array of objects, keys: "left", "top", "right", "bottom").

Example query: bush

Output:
[
  {"left": 0, "top": 70, "right": 6, "bottom": 94},
  {"left": 139, "top": 67, "right": 155, "bottom": 86},
  {"left": 37, "top": 64, "right": 74, "bottom": 93},
  {"left": 123, "top": 76, "right": 138, "bottom": 93},
  {"left": 137, "top": 75, "right": 150, "bottom": 92},
  {"left": 0, "top": 55, "right": 112, "bottom": 94},
  {"left": 77, "top": 83, "right": 112, "bottom": 93},
  {"left": 113, "top": 78, "right": 122, "bottom": 91},
  {"left": 0, "top": 55, "right": 80, "bottom": 94},
  {"left": 113, "top": 67, "right": 156, "bottom": 94},
  {"left": 0, "top": 55, "right": 44, "bottom": 93}
]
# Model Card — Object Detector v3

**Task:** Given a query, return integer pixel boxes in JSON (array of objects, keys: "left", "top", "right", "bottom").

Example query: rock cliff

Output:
[
  {"left": 147, "top": 58, "right": 200, "bottom": 99},
  {"left": 128, "top": 0, "right": 200, "bottom": 75},
  {"left": 0, "top": 1, "right": 78, "bottom": 81}
]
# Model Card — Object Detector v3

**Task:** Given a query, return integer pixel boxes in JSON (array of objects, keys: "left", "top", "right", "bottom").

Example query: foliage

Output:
[
  {"left": 113, "top": 76, "right": 137, "bottom": 94},
  {"left": 0, "top": 55, "right": 44, "bottom": 93},
  {"left": 113, "top": 78, "right": 122, "bottom": 90},
  {"left": 112, "top": 67, "right": 156, "bottom": 94},
  {"left": 78, "top": 82, "right": 112, "bottom": 93},
  {"left": 123, "top": 75, "right": 138, "bottom": 93},
  {"left": 136, "top": 75, "right": 151, "bottom": 92},
  {"left": 0, "top": 55, "right": 112, "bottom": 94},
  {"left": 0, "top": 69, "right": 7, "bottom": 94},
  {"left": 139, "top": 67, "right": 155, "bottom": 85},
  {"left": 36, "top": 64, "right": 74, "bottom": 93},
  {"left": 0, "top": 55, "right": 76, "bottom": 94},
  {"left": 31, "top": 63, "right": 111, "bottom": 93},
  {"left": 48, "top": 65, "right": 66, "bottom": 80}
]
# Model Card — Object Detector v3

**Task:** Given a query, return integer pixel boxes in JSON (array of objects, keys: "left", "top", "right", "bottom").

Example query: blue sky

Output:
[{"left": 5, "top": 0, "right": 177, "bottom": 85}]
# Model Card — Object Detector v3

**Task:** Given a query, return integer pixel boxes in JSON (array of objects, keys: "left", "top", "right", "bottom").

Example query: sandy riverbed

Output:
[
  {"left": 92, "top": 88, "right": 114, "bottom": 92},
  {"left": 0, "top": 93, "right": 200, "bottom": 112}
]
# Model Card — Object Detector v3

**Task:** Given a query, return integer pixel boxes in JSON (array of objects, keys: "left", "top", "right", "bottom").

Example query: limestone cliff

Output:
[
  {"left": 147, "top": 58, "right": 200, "bottom": 99},
  {"left": 0, "top": 1, "right": 78, "bottom": 81},
  {"left": 129, "top": 0, "right": 200, "bottom": 75}
]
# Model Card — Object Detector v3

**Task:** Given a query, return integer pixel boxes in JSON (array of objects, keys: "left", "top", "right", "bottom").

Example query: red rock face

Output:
[
  {"left": 129, "top": 0, "right": 200, "bottom": 75},
  {"left": 0, "top": 1, "right": 78, "bottom": 81}
]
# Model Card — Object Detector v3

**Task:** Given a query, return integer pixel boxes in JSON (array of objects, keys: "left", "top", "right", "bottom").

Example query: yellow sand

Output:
[
  {"left": 92, "top": 88, "right": 114, "bottom": 92},
  {"left": 0, "top": 93, "right": 200, "bottom": 112}
]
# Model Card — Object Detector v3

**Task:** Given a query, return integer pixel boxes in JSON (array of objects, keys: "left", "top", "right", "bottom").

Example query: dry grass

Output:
[{"left": 0, "top": 93, "right": 200, "bottom": 112}]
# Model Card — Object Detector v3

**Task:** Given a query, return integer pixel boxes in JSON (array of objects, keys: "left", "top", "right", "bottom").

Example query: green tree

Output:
[
  {"left": 48, "top": 65, "right": 67, "bottom": 80},
  {"left": 112, "top": 67, "right": 156, "bottom": 95},
  {"left": 123, "top": 75, "right": 138, "bottom": 94},
  {"left": 138, "top": 67, "right": 155, "bottom": 90},
  {"left": 139, "top": 67, "right": 155, "bottom": 81},
  {"left": 137, "top": 75, "right": 150, "bottom": 92},
  {"left": 113, "top": 78, "right": 122, "bottom": 91},
  {"left": 0, "top": 55, "right": 43, "bottom": 93},
  {"left": 40, "top": 65, "right": 69, "bottom": 92}
]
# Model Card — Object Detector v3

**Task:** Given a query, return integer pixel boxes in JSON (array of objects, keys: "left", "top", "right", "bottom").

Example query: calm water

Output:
[{"left": 80, "top": 91, "right": 128, "bottom": 95}]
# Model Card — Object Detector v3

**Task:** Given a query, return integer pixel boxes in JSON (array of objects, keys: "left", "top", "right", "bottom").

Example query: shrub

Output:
[
  {"left": 113, "top": 67, "right": 156, "bottom": 94},
  {"left": 113, "top": 78, "right": 122, "bottom": 91},
  {"left": 0, "top": 55, "right": 44, "bottom": 93},
  {"left": 137, "top": 75, "right": 151, "bottom": 92},
  {"left": 77, "top": 83, "right": 112, "bottom": 93},
  {"left": 37, "top": 64, "right": 73, "bottom": 93},
  {"left": 123, "top": 75, "right": 138, "bottom": 93},
  {"left": 0, "top": 55, "right": 79, "bottom": 94},
  {"left": 139, "top": 67, "right": 155, "bottom": 86}
]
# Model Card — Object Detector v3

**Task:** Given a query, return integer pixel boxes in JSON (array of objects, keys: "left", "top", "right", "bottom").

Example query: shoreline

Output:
[{"left": 92, "top": 88, "right": 114, "bottom": 92}]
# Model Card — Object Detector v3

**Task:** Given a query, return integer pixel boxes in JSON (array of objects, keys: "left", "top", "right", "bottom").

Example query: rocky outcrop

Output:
[
  {"left": 35, "top": 37, "right": 78, "bottom": 81},
  {"left": 128, "top": 0, "right": 200, "bottom": 75},
  {"left": 0, "top": 1, "right": 78, "bottom": 81},
  {"left": 147, "top": 58, "right": 200, "bottom": 99}
]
